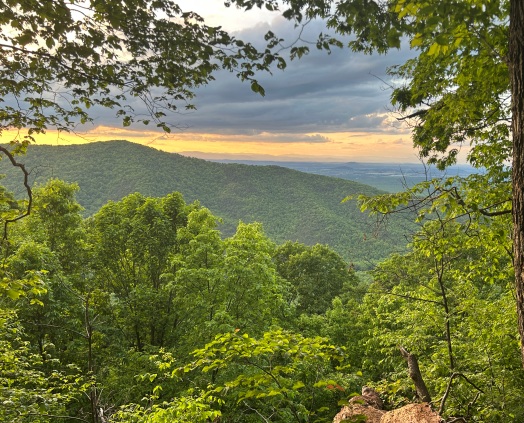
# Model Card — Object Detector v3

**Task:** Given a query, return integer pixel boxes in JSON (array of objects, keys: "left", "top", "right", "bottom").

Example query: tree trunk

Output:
[
  {"left": 399, "top": 346, "right": 432, "bottom": 403},
  {"left": 510, "top": 0, "right": 524, "bottom": 367}
]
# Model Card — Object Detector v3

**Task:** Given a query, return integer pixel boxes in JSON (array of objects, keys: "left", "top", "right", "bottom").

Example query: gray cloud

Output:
[
  {"left": 73, "top": 15, "right": 416, "bottom": 137},
  {"left": 158, "top": 17, "right": 416, "bottom": 135}
]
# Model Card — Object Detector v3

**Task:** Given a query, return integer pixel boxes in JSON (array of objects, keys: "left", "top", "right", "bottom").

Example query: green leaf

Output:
[
  {"left": 435, "top": 34, "right": 448, "bottom": 46},
  {"left": 6, "top": 288, "right": 22, "bottom": 300},
  {"left": 250, "top": 80, "right": 265, "bottom": 96},
  {"left": 293, "top": 381, "right": 305, "bottom": 390},
  {"left": 17, "top": 31, "right": 33, "bottom": 46}
]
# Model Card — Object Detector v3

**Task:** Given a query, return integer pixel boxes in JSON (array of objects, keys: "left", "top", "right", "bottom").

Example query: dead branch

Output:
[{"left": 399, "top": 346, "right": 432, "bottom": 403}]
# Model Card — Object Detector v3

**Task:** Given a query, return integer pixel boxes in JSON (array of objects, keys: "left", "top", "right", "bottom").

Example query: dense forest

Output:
[
  {"left": 0, "top": 141, "right": 413, "bottom": 270},
  {"left": 1, "top": 0, "right": 524, "bottom": 422},
  {"left": 0, "top": 178, "right": 360, "bottom": 422},
  {"left": 1, "top": 167, "right": 522, "bottom": 422}
]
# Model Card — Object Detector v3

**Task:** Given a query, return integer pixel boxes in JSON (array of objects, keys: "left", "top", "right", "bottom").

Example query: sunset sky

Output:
[{"left": 23, "top": 1, "right": 468, "bottom": 163}]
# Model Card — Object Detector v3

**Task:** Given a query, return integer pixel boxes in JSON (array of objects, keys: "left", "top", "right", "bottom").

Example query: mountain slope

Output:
[{"left": 1, "top": 141, "right": 413, "bottom": 268}]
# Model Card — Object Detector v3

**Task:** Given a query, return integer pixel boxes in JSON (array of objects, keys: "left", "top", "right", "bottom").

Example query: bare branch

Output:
[
  {"left": 438, "top": 372, "right": 484, "bottom": 416},
  {"left": 24, "top": 414, "right": 90, "bottom": 423},
  {"left": 399, "top": 346, "right": 432, "bottom": 403},
  {"left": 0, "top": 146, "right": 32, "bottom": 239}
]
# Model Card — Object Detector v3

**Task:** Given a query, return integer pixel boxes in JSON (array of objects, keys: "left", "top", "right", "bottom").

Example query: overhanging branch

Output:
[{"left": 0, "top": 146, "right": 32, "bottom": 239}]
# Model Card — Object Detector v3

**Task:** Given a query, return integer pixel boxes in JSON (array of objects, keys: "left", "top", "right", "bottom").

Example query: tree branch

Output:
[
  {"left": 397, "top": 109, "right": 428, "bottom": 121},
  {"left": 0, "top": 146, "right": 32, "bottom": 239},
  {"left": 368, "top": 289, "right": 443, "bottom": 306},
  {"left": 438, "top": 372, "right": 484, "bottom": 416},
  {"left": 25, "top": 414, "right": 90, "bottom": 422}
]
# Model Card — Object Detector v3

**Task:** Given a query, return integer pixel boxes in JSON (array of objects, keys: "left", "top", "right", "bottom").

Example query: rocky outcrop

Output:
[
  {"left": 333, "top": 403, "right": 385, "bottom": 423},
  {"left": 333, "top": 387, "right": 441, "bottom": 423},
  {"left": 381, "top": 403, "right": 440, "bottom": 422},
  {"left": 333, "top": 386, "right": 386, "bottom": 423}
]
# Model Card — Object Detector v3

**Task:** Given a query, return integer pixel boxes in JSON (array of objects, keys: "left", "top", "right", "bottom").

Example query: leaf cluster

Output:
[{"left": 0, "top": 0, "right": 289, "bottom": 146}]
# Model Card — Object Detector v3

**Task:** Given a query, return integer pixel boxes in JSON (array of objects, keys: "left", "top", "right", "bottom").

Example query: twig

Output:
[{"left": 439, "top": 372, "right": 484, "bottom": 415}]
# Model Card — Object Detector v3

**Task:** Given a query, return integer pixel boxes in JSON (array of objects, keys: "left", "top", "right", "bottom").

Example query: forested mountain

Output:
[{"left": 0, "top": 140, "right": 413, "bottom": 268}]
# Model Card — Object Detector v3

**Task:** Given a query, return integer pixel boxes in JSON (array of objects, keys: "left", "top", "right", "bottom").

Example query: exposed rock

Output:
[
  {"left": 333, "top": 404, "right": 385, "bottom": 423},
  {"left": 361, "top": 386, "right": 384, "bottom": 410},
  {"left": 380, "top": 403, "right": 440, "bottom": 423},
  {"left": 333, "top": 386, "right": 386, "bottom": 423},
  {"left": 333, "top": 386, "right": 441, "bottom": 423}
]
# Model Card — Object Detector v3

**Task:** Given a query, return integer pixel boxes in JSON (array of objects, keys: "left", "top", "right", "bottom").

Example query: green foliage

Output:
[
  {"left": 0, "top": 179, "right": 372, "bottom": 421},
  {"left": 0, "top": 177, "right": 23, "bottom": 230},
  {"left": 275, "top": 241, "right": 358, "bottom": 315},
  {"left": 332, "top": 1, "right": 517, "bottom": 411},
  {"left": 0, "top": 141, "right": 414, "bottom": 269},
  {"left": 19, "top": 179, "right": 86, "bottom": 272},
  {"left": 89, "top": 192, "right": 292, "bottom": 356},
  {"left": 0, "top": 0, "right": 286, "bottom": 146},
  {"left": 221, "top": 222, "right": 286, "bottom": 331},
  {"left": 389, "top": 0, "right": 509, "bottom": 172},
  {"left": 359, "top": 217, "right": 523, "bottom": 420},
  {"left": 120, "top": 329, "right": 349, "bottom": 423},
  {"left": 182, "top": 329, "right": 347, "bottom": 422},
  {"left": 114, "top": 394, "right": 223, "bottom": 423},
  {"left": 0, "top": 308, "right": 87, "bottom": 422},
  {"left": 0, "top": 172, "right": 520, "bottom": 422},
  {"left": 90, "top": 191, "right": 189, "bottom": 350}
]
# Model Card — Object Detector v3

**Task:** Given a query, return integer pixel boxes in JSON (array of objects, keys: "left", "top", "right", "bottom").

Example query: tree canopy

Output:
[
  {"left": 226, "top": 0, "right": 524, "bottom": 365},
  {"left": 0, "top": 181, "right": 365, "bottom": 422},
  {"left": 0, "top": 0, "right": 284, "bottom": 147}
]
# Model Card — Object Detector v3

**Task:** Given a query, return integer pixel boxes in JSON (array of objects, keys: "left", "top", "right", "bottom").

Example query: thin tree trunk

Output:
[
  {"left": 435, "top": 260, "right": 454, "bottom": 371},
  {"left": 85, "top": 292, "right": 99, "bottom": 423},
  {"left": 399, "top": 346, "right": 432, "bottom": 403},
  {"left": 510, "top": 0, "right": 524, "bottom": 367}
]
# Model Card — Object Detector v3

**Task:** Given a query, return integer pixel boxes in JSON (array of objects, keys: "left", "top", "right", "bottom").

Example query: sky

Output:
[{"left": 22, "top": 1, "right": 462, "bottom": 163}]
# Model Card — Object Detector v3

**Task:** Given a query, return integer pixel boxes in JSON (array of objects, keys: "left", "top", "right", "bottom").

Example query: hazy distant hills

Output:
[
  {"left": 0, "top": 141, "right": 415, "bottom": 268},
  {"left": 214, "top": 160, "right": 476, "bottom": 192}
]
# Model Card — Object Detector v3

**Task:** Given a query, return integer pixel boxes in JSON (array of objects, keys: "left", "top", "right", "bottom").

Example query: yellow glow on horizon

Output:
[
  {"left": 1, "top": 125, "right": 438, "bottom": 163},
  {"left": 146, "top": 131, "right": 420, "bottom": 162}
]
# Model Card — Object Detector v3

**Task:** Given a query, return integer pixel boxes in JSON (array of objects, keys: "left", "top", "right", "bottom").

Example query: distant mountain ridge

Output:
[
  {"left": 0, "top": 141, "right": 413, "bottom": 268},
  {"left": 212, "top": 159, "right": 476, "bottom": 192}
]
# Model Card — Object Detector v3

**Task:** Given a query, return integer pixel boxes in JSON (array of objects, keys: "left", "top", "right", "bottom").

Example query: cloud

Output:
[
  {"left": 236, "top": 132, "right": 334, "bottom": 143},
  {"left": 81, "top": 126, "right": 163, "bottom": 139},
  {"left": 45, "top": 8, "right": 417, "bottom": 156},
  {"left": 152, "top": 17, "right": 417, "bottom": 136},
  {"left": 142, "top": 131, "right": 334, "bottom": 144}
]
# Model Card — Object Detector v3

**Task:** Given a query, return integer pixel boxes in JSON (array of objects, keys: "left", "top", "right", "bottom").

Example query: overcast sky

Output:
[{"left": 34, "top": 1, "right": 455, "bottom": 163}]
